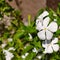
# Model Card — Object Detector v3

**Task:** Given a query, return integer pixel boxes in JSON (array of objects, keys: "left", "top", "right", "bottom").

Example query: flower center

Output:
[
  {"left": 48, "top": 44, "right": 51, "bottom": 47},
  {"left": 47, "top": 43, "right": 52, "bottom": 47},
  {"left": 44, "top": 28, "right": 47, "bottom": 30}
]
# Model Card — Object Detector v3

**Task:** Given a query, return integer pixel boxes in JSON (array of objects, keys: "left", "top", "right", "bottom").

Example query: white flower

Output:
[
  {"left": 42, "top": 38, "right": 59, "bottom": 53},
  {"left": 28, "top": 33, "right": 32, "bottom": 40},
  {"left": 3, "top": 49, "right": 14, "bottom": 60},
  {"left": 32, "top": 48, "right": 38, "bottom": 53},
  {"left": 21, "top": 53, "right": 29, "bottom": 59},
  {"left": 8, "top": 38, "right": 12, "bottom": 42},
  {"left": 36, "top": 16, "right": 58, "bottom": 40}
]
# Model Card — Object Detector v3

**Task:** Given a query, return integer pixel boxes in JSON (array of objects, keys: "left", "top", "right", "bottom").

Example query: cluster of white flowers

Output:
[
  {"left": 42, "top": 38, "right": 59, "bottom": 53},
  {"left": 36, "top": 11, "right": 59, "bottom": 54},
  {"left": 1, "top": 38, "right": 15, "bottom": 60},
  {"left": 3, "top": 47, "right": 15, "bottom": 60},
  {"left": 3, "top": 49, "right": 14, "bottom": 60}
]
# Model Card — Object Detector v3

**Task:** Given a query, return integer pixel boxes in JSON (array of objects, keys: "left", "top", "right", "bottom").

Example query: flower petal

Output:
[
  {"left": 32, "top": 48, "right": 38, "bottom": 53},
  {"left": 52, "top": 44, "right": 59, "bottom": 52},
  {"left": 47, "top": 46, "right": 53, "bottom": 53},
  {"left": 42, "top": 40, "right": 51, "bottom": 48},
  {"left": 38, "top": 11, "right": 49, "bottom": 19},
  {"left": 36, "top": 17, "right": 43, "bottom": 24},
  {"left": 25, "top": 53, "right": 29, "bottom": 56},
  {"left": 36, "top": 19, "right": 42, "bottom": 25},
  {"left": 43, "top": 17, "right": 50, "bottom": 27},
  {"left": 42, "top": 40, "right": 48, "bottom": 48},
  {"left": 48, "top": 22, "right": 58, "bottom": 32},
  {"left": 36, "top": 21, "right": 43, "bottom": 31},
  {"left": 37, "top": 30, "right": 45, "bottom": 40},
  {"left": 52, "top": 38, "right": 58, "bottom": 44},
  {"left": 43, "top": 46, "right": 53, "bottom": 54},
  {"left": 46, "top": 30, "right": 53, "bottom": 40}
]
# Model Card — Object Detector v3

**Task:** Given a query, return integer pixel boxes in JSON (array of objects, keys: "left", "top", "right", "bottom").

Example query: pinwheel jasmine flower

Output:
[
  {"left": 42, "top": 38, "right": 59, "bottom": 53},
  {"left": 36, "top": 16, "right": 58, "bottom": 40}
]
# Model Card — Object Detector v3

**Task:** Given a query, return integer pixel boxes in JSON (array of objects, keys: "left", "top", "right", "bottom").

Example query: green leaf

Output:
[
  {"left": 14, "top": 39, "right": 23, "bottom": 50},
  {"left": 25, "top": 52, "right": 36, "bottom": 60},
  {"left": 13, "top": 29, "right": 25, "bottom": 40},
  {"left": 54, "top": 29, "right": 60, "bottom": 37},
  {"left": 22, "top": 45, "right": 33, "bottom": 54}
]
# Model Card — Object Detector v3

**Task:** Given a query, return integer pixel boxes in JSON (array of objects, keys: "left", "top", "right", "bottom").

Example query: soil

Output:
[
  {"left": 6, "top": 0, "right": 46, "bottom": 20},
  {"left": 6, "top": 0, "right": 60, "bottom": 20}
]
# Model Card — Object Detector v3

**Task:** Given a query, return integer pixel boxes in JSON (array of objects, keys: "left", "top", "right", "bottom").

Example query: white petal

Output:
[
  {"left": 8, "top": 47, "right": 15, "bottom": 51},
  {"left": 38, "top": 11, "right": 49, "bottom": 19},
  {"left": 42, "top": 40, "right": 47, "bottom": 48},
  {"left": 46, "top": 30, "right": 53, "bottom": 40},
  {"left": 42, "top": 42, "right": 46, "bottom": 48},
  {"left": 52, "top": 44, "right": 59, "bottom": 52},
  {"left": 48, "top": 22, "right": 58, "bottom": 32},
  {"left": 3, "top": 49, "right": 14, "bottom": 60},
  {"left": 36, "top": 19, "right": 41, "bottom": 25},
  {"left": 44, "top": 46, "right": 53, "bottom": 54},
  {"left": 36, "top": 21, "right": 42, "bottom": 31},
  {"left": 52, "top": 38, "right": 58, "bottom": 44},
  {"left": 28, "top": 33, "right": 32, "bottom": 39},
  {"left": 32, "top": 48, "right": 38, "bottom": 53},
  {"left": 36, "top": 18, "right": 43, "bottom": 24},
  {"left": 43, "top": 17, "right": 50, "bottom": 27},
  {"left": 37, "top": 30, "right": 45, "bottom": 40},
  {"left": 47, "top": 46, "right": 53, "bottom": 53}
]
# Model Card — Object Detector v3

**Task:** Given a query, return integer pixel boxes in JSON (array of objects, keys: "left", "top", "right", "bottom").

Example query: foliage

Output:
[{"left": 0, "top": 0, "right": 60, "bottom": 60}]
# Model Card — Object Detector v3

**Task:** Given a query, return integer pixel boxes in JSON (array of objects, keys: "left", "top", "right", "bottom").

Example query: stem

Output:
[{"left": 28, "top": 15, "right": 31, "bottom": 26}]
